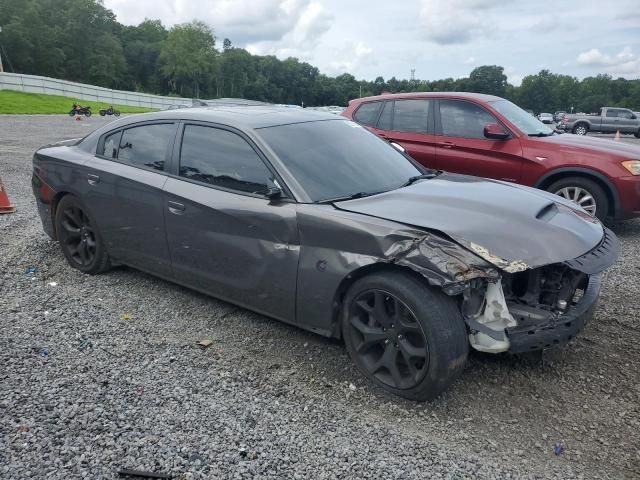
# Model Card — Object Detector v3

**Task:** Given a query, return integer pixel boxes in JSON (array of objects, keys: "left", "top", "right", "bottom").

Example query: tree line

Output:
[{"left": 1, "top": 0, "right": 639, "bottom": 111}]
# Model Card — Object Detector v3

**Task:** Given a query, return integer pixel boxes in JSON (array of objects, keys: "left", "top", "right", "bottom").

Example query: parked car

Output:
[
  {"left": 560, "top": 107, "right": 640, "bottom": 136},
  {"left": 553, "top": 111, "right": 567, "bottom": 122},
  {"left": 343, "top": 92, "right": 640, "bottom": 222},
  {"left": 32, "top": 107, "right": 619, "bottom": 400},
  {"left": 538, "top": 112, "right": 554, "bottom": 124}
]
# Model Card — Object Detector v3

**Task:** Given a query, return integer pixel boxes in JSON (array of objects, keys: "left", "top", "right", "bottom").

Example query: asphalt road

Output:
[{"left": 1, "top": 115, "right": 639, "bottom": 479}]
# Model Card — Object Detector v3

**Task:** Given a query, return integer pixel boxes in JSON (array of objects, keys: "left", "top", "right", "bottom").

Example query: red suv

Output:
[{"left": 343, "top": 92, "right": 640, "bottom": 222}]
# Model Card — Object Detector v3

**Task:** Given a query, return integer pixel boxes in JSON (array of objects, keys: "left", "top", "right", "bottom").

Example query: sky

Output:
[{"left": 103, "top": 0, "right": 640, "bottom": 85}]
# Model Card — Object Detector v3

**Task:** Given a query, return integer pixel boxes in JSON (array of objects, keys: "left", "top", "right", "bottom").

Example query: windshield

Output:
[
  {"left": 257, "top": 119, "right": 423, "bottom": 202},
  {"left": 488, "top": 99, "right": 553, "bottom": 136}
]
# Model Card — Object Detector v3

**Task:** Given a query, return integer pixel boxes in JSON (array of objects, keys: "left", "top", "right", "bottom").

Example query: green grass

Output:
[{"left": 0, "top": 90, "right": 155, "bottom": 114}]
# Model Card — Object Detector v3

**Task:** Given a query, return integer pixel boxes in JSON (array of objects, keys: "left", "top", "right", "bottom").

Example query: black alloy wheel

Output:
[
  {"left": 59, "top": 205, "right": 97, "bottom": 266},
  {"left": 347, "top": 289, "right": 429, "bottom": 390},
  {"left": 342, "top": 271, "right": 468, "bottom": 401},
  {"left": 55, "top": 195, "right": 111, "bottom": 274}
]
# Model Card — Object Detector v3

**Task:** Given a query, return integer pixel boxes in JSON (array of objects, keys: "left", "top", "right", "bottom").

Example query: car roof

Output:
[
  {"left": 350, "top": 91, "right": 505, "bottom": 104},
  {"left": 115, "top": 106, "right": 340, "bottom": 130}
]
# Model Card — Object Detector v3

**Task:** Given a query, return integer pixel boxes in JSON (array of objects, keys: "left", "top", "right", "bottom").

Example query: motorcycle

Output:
[
  {"left": 69, "top": 104, "right": 92, "bottom": 117},
  {"left": 99, "top": 106, "right": 121, "bottom": 117}
]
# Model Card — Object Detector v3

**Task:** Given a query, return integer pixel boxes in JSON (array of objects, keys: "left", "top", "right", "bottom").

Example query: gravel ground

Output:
[{"left": 1, "top": 115, "right": 639, "bottom": 479}]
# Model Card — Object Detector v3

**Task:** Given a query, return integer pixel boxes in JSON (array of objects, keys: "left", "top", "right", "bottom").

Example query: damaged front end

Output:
[{"left": 460, "top": 228, "right": 619, "bottom": 354}]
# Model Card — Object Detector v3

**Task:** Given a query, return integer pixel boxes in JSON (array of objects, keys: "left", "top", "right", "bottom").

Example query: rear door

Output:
[
  {"left": 433, "top": 99, "right": 523, "bottom": 182},
  {"left": 371, "top": 99, "right": 437, "bottom": 168},
  {"left": 84, "top": 122, "right": 177, "bottom": 277},
  {"left": 352, "top": 99, "right": 437, "bottom": 168},
  {"left": 163, "top": 122, "right": 299, "bottom": 322}
]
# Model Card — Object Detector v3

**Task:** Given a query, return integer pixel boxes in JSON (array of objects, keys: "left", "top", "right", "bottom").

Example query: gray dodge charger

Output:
[{"left": 32, "top": 107, "right": 619, "bottom": 400}]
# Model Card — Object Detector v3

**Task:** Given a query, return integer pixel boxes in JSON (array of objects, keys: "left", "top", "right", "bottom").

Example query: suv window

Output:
[
  {"left": 179, "top": 125, "right": 274, "bottom": 195},
  {"left": 392, "top": 99, "right": 430, "bottom": 133},
  {"left": 100, "top": 123, "right": 174, "bottom": 171},
  {"left": 353, "top": 102, "right": 382, "bottom": 126},
  {"left": 440, "top": 100, "right": 497, "bottom": 139}
]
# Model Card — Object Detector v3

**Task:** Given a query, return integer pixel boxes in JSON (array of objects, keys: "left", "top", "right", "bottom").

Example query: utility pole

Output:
[
  {"left": 0, "top": 27, "right": 4, "bottom": 73},
  {"left": 410, "top": 68, "right": 415, "bottom": 81}
]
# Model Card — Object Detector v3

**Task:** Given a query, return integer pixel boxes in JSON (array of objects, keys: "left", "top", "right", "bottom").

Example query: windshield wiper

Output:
[
  {"left": 400, "top": 172, "right": 438, "bottom": 188},
  {"left": 315, "top": 191, "right": 384, "bottom": 204}
]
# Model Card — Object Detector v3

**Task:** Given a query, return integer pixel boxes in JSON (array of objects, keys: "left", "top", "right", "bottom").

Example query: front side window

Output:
[
  {"left": 618, "top": 110, "right": 634, "bottom": 119},
  {"left": 440, "top": 100, "right": 498, "bottom": 139},
  {"left": 101, "top": 123, "right": 175, "bottom": 171},
  {"left": 257, "top": 119, "right": 423, "bottom": 202},
  {"left": 179, "top": 125, "right": 274, "bottom": 195},
  {"left": 392, "top": 100, "right": 430, "bottom": 133},
  {"left": 353, "top": 102, "right": 382, "bottom": 126}
]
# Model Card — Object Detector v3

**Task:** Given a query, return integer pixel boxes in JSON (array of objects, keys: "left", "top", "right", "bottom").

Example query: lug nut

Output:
[{"left": 384, "top": 339, "right": 389, "bottom": 344}]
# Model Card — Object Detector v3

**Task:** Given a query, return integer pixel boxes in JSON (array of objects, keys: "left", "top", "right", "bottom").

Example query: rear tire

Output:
[
  {"left": 547, "top": 177, "right": 609, "bottom": 221},
  {"left": 342, "top": 271, "right": 468, "bottom": 401},
  {"left": 55, "top": 195, "right": 111, "bottom": 274},
  {"left": 99, "top": 110, "right": 106, "bottom": 116},
  {"left": 572, "top": 123, "right": 588, "bottom": 135}
]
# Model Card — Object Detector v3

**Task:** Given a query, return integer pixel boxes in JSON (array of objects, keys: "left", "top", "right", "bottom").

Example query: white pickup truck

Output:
[{"left": 560, "top": 107, "right": 640, "bottom": 137}]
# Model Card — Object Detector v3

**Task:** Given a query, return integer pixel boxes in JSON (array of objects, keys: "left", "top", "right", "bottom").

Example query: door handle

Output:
[
  {"left": 438, "top": 141, "right": 456, "bottom": 149},
  {"left": 167, "top": 201, "right": 185, "bottom": 215},
  {"left": 87, "top": 174, "right": 100, "bottom": 185}
]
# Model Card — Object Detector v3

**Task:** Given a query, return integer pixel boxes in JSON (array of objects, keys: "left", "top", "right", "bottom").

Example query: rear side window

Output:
[
  {"left": 179, "top": 125, "right": 274, "bottom": 195},
  {"left": 439, "top": 100, "right": 497, "bottom": 139},
  {"left": 605, "top": 109, "right": 619, "bottom": 118},
  {"left": 101, "top": 123, "right": 175, "bottom": 171},
  {"left": 353, "top": 102, "right": 382, "bottom": 126},
  {"left": 392, "top": 100, "right": 430, "bottom": 133}
]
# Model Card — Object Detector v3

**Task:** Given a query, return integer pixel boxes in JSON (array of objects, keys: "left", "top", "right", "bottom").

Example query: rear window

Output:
[{"left": 353, "top": 102, "right": 382, "bottom": 126}]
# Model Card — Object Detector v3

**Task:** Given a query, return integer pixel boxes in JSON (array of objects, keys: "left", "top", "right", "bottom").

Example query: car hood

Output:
[
  {"left": 535, "top": 133, "right": 640, "bottom": 157},
  {"left": 334, "top": 173, "right": 605, "bottom": 272}
]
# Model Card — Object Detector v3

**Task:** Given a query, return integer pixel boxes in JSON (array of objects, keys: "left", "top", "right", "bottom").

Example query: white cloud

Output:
[
  {"left": 325, "top": 41, "right": 374, "bottom": 75},
  {"left": 464, "top": 56, "right": 476, "bottom": 65},
  {"left": 244, "top": 1, "right": 333, "bottom": 60},
  {"left": 418, "top": 0, "right": 501, "bottom": 44},
  {"left": 577, "top": 46, "right": 640, "bottom": 77}
]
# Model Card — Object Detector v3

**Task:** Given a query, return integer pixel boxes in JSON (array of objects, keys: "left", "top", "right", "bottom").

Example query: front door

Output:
[
  {"left": 433, "top": 99, "right": 523, "bottom": 183},
  {"left": 163, "top": 123, "right": 299, "bottom": 322},
  {"left": 83, "top": 122, "right": 177, "bottom": 277}
]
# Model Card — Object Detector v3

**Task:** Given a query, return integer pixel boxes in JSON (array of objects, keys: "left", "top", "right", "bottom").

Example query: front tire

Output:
[
  {"left": 342, "top": 271, "right": 468, "bottom": 401},
  {"left": 573, "top": 123, "right": 588, "bottom": 135},
  {"left": 635, "top": 129, "right": 640, "bottom": 139},
  {"left": 84, "top": 110, "right": 92, "bottom": 117},
  {"left": 114, "top": 110, "right": 121, "bottom": 117},
  {"left": 548, "top": 177, "right": 609, "bottom": 221},
  {"left": 55, "top": 195, "right": 111, "bottom": 274}
]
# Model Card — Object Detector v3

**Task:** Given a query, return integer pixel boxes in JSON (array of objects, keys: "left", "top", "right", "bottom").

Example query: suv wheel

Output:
[
  {"left": 55, "top": 195, "right": 111, "bottom": 274},
  {"left": 342, "top": 271, "right": 468, "bottom": 401},
  {"left": 572, "top": 123, "right": 588, "bottom": 135},
  {"left": 547, "top": 177, "right": 609, "bottom": 221}
]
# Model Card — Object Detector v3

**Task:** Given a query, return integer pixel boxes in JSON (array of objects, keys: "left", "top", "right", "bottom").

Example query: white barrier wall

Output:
[{"left": 0, "top": 72, "right": 192, "bottom": 109}]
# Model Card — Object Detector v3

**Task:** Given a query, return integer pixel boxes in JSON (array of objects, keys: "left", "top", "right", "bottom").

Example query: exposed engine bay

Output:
[{"left": 461, "top": 265, "right": 590, "bottom": 353}]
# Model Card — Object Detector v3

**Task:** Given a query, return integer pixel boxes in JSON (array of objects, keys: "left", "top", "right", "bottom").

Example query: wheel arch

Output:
[
  {"left": 534, "top": 167, "right": 619, "bottom": 216},
  {"left": 328, "top": 262, "right": 435, "bottom": 339}
]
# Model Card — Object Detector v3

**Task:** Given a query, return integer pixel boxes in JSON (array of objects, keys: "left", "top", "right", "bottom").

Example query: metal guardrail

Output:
[{"left": 0, "top": 72, "right": 192, "bottom": 109}]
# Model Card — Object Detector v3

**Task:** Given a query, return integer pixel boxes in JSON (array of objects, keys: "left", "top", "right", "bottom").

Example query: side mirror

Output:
[
  {"left": 265, "top": 186, "right": 283, "bottom": 200},
  {"left": 484, "top": 123, "right": 510, "bottom": 140},
  {"left": 389, "top": 142, "right": 406, "bottom": 153}
]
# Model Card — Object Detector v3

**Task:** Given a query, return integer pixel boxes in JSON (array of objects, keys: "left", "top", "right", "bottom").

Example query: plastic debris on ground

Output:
[
  {"left": 196, "top": 339, "right": 213, "bottom": 348},
  {"left": 25, "top": 266, "right": 37, "bottom": 274},
  {"left": 554, "top": 443, "right": 564, "bottom": 456},
  {"left": 78, "top": 336, "right": 94, "bottom": 353},
  {"left": 121, "top": 313, "right": 132, "bottom": 321}
]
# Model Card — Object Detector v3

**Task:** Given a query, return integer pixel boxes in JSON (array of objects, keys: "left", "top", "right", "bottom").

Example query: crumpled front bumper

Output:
[{"left": 505, "top": 273, "right": 602, "bottom": 353}]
